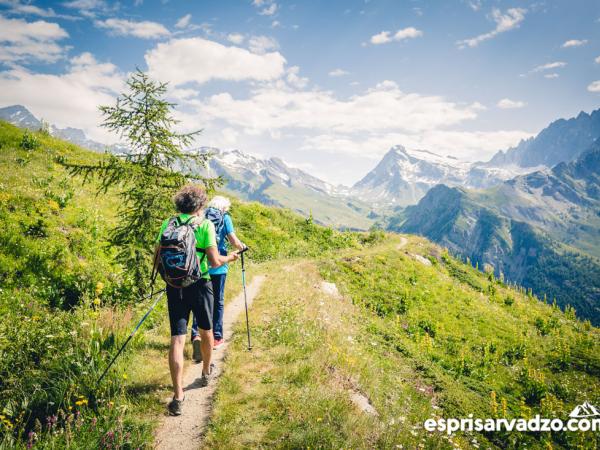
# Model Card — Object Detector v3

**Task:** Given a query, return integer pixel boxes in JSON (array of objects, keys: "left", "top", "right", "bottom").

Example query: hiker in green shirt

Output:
[{"left": 156, "top": 185, "right": 239, "bottom": 416}]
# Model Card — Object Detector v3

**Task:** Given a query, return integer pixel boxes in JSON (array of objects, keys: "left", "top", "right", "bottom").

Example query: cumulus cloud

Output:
[
  {"left": 370, "top": 27, "right": 422, "bottom": 45},
  {"left": 562, "top": 39, "right": 587, "bottom": 48},
  {"left": 145, "top": 37, "right": 286, "bottom": 86},
  {"left": 497, "top": 98, "right": 526, "bottom": 109},
  {"left": 95, "top": 18, "right": 170, "bottom": 39},
  {"left": 248, "top": 35, "right": 279, "bottom": 54},
  {"left": 595, "top": 56, "right": 600, "bottom": 64},
  {"left": 286, "top": 66, "right": 308, "bottom": 88},
  {"left": 0, "top": 53, "right": 125, "bottom": 142},
  {"left": 457, "top": 8, "right": 526, "bottom": 48},
  {"left": 175, "top": 13, "right": 191, "bottom": 29},
  {"left": 194, "top": 80, "right": 482, "bottom": 135},
  {"left": 227, "top": 33, "right": 245, "bottom": 44},
  {"left": 544, "top": 73, "right": 559, "bottom": 79},
  {"left": 588, "top": 81, "right": 600, "bottom": 93},
  {"left": 0, "top": 15, "right": 69, "bottom": 63},
  {"left": 329, "top": 68, "right": 349, "bottom": 77}
]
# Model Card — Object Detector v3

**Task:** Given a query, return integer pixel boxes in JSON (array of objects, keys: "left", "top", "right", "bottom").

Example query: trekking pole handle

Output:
[{"left": 237, "top": 246, "right": 249, "bottom": 255}]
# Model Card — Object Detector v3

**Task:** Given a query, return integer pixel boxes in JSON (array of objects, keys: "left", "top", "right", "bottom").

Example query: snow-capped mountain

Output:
[
  {"left": 199, "top": 148, "right": 374, "bottom": 229},
  {"left": 203, "top": 147, "right": 339, "bottom": 197},
  {"left": 485, "top": 108, "right": 600, "bottom": 169},
  {"left": 351, "top": 145, "right": 469, "bottom": 207},
  {"left": 351, "top": 145, "right": 533, "bottom": 207},
  {"left": 0, "top": 105, "right": 127, "bottom": 154}
]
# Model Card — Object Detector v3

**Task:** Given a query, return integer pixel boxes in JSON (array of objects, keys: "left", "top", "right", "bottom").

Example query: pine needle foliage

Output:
[{"left": 62, "top": 69, "right": 220, "bottom": 292}]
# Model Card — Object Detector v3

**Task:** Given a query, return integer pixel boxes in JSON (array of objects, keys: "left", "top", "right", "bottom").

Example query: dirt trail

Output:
[
  {"left": 154, "top": 275, "right": 266, "bottom": 450},
  {"left": 396, "top": 236, "right": 408, "bottom": 250}
]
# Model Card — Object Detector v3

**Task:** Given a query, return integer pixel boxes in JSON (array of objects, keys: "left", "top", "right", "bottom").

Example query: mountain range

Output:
[
  {"left": 394, "top": 143, "right": 600, "bottom": 324},
  {"left": 2, "top": 103, "right": 599, "bottom": 323},
  {"left": 199, "top": 147, "right": 374, "bottom": 229},
  {"left": 486, "top": 109, "right": 600, "bottom": 168},
  {"left": 0, "top": 105, "right": 128, "bottom": 154}
]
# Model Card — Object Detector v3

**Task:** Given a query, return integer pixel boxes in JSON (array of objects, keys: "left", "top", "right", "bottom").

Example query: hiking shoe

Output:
[
  {"left": 167, "top": 397, "right": 184, "bottom": 416},
  {"left": 199, "top": 364, "right": 215, "bottom": 387},
  {"left": 192, "top": 339, "right": 202, "bottom": 363},
  {"left": 213, "top": 338, "right": 224, "bottom": 349}
]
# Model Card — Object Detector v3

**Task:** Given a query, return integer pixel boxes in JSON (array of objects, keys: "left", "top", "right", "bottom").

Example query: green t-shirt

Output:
[{"left": 157, "top": 213, "right": 217, "bottom": 279}]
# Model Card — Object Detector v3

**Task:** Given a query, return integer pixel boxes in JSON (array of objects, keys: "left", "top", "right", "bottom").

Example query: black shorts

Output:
[{"left": 167, "top": 278, "right": 214, "bottom": 336}]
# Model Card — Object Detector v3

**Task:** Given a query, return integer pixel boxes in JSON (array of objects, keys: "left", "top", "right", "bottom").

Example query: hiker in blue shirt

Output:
[{"left": 191, "top": 196, "right": 246, "bottom": 361}]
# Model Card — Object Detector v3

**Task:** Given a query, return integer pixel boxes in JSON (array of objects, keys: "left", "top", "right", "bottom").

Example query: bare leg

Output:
[
  {"left": 169, "top": 335, "right": 186, "bottom": 400},
  {"left": 200, "top": 329, "right": 213, "bottom": 374}
]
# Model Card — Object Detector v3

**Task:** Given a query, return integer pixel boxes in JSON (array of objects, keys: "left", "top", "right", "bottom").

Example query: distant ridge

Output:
[
  {"left": 486, "top": 108, "right": 600, "bottom": 168},
  {"left": 0, "top": 104, "right": 128, "bottom": 154}
]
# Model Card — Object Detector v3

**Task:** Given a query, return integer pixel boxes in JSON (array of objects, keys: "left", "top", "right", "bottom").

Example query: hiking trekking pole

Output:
[
  {"left": 239, "top": 247, "right": 252, "bottom": 351},
  {"left": 95, "top": 288, "right": 166, "bottom": 388}
]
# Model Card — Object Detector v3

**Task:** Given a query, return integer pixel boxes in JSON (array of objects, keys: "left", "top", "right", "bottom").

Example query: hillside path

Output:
[
  {"left": 396, "top": 236, "right": 408, "bottom": 249},
  {"left": 154, "top": 275, "right": 266, "bottom": 450}
]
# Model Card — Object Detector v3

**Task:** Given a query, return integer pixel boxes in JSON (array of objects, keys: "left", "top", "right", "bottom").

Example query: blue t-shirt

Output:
[{"left": 209, "top": 213, "right": 234, "bottom": 275}]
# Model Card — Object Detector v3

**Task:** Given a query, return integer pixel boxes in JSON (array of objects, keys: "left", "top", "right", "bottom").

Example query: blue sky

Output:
[{"left": 0, "top": 0, "right": 599, "bottom": 184}]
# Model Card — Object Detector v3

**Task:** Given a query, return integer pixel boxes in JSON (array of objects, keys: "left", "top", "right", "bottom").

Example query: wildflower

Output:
[
  {"left": 93, "top": 298, "right": 101, "bottom": 306},
  {"left": 316, "top": 417, "right": 322, "bottom": 422},
  {"left": 48, "top": 199, "right": 60, "bottom": 210},
  {"left": 75, "top": 398, "right": 88, "bottom": 406},
  {"left": 95, "top": 282, "right": 105, "bottom": 296},
  {"left": 122, "top": 373, "right": 128, "bottom": 380}
]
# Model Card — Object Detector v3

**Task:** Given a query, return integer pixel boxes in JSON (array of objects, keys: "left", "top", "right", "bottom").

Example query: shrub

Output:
[{"left": 20, "top": 131, "right": 40, "bottom": 151}]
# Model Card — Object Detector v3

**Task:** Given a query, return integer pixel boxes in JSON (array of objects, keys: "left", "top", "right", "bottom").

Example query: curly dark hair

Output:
[{"left": 173, "top": 185, "right": 207, "bottom": 214}]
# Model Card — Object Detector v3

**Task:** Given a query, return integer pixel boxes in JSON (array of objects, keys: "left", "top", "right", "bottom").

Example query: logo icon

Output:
[{"left": 569, "top": 402, "right": 600, "bottom": 418}]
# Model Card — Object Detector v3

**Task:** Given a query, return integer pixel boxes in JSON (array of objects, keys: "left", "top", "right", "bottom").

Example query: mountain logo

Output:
[{"left": 569, "top": 402, "right": 600, "bottom": 418}]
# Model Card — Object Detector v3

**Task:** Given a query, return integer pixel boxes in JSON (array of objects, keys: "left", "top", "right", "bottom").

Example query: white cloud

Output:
[
  {"left": 370, "top": 27, "right": 422, "bottom": 45},
  {"left": 227, "top": 33, "right": 245, "bottom": 45},
  {"left": 562, "top": 39, "right": 587, "bottom": 48},
  {"left": 588, "top": 81, "right": 600, "bottom": 93},
  {"left": 62, "top": 0, "right": 115, "bottom": 17},
  {"left": 145, "top": 37, "right": 286, "bottom": 86},
  {"left": 468, "top": 0, "right": 482, "bottom": 11},
  {"left": 259, "top": 3, "right": 277, "bottom": 16},
  {"left": 286, "top": 66, "right": 308, "bottom": 88},
  {"left": 595, "top": 56, "right": 600, "bottom": 64},
  {"left": 194, "top": 81, "right": 482, "bottom": 136},
  {"left": 497, "top": 98, "right": 526, "bottom": 109},
  {"left": 95, "top": 18, "right": 170, "bottom": 39},
  {"left": 248, "top": 35, "right": 279, "bottom": 54},
  {"left": 0, "top": 0, "right": 76, "bottom": 19},
  {"left": 544, "top": 73, "right": 559, "bottom": 79},
  {"left": 0, "top": 53, "right": 125, "bottom": 142},
  {"left": 0, "top": 15, "right": 69, "bottom": 63},
  {"left": 300, "top": 129, "right": 531, "bottom": 162},
  {"left": 370, "top": 31, "right": 392, "bottom": 45},
  {"left": 271, "top": 20, "right": 280, "bottom": 28},
  {"left": 457, "top": 8, "right": 526, "bottom": 48},
  {"left": 175, "top": 14, "right": 191, "bottom": 29},
  {"left": 531, "top": 61, "right": 566, "bottom": 73},
  {"left": 329, "top": 68, "right": 349, "bottom": 77}
]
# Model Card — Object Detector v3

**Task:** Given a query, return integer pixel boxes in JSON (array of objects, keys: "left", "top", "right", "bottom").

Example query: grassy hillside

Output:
[
  {"left": 0, "top": 121, "right": 381, "bottom": 448},
  {"left": 1, "top": 120, "right": 597, "bottom": 449},
  {"left": 395, "top": 184, "right": 600, "bottom": 325},
  {"left": 204, "top": 236, "right": 599, "bottom": 449}
]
